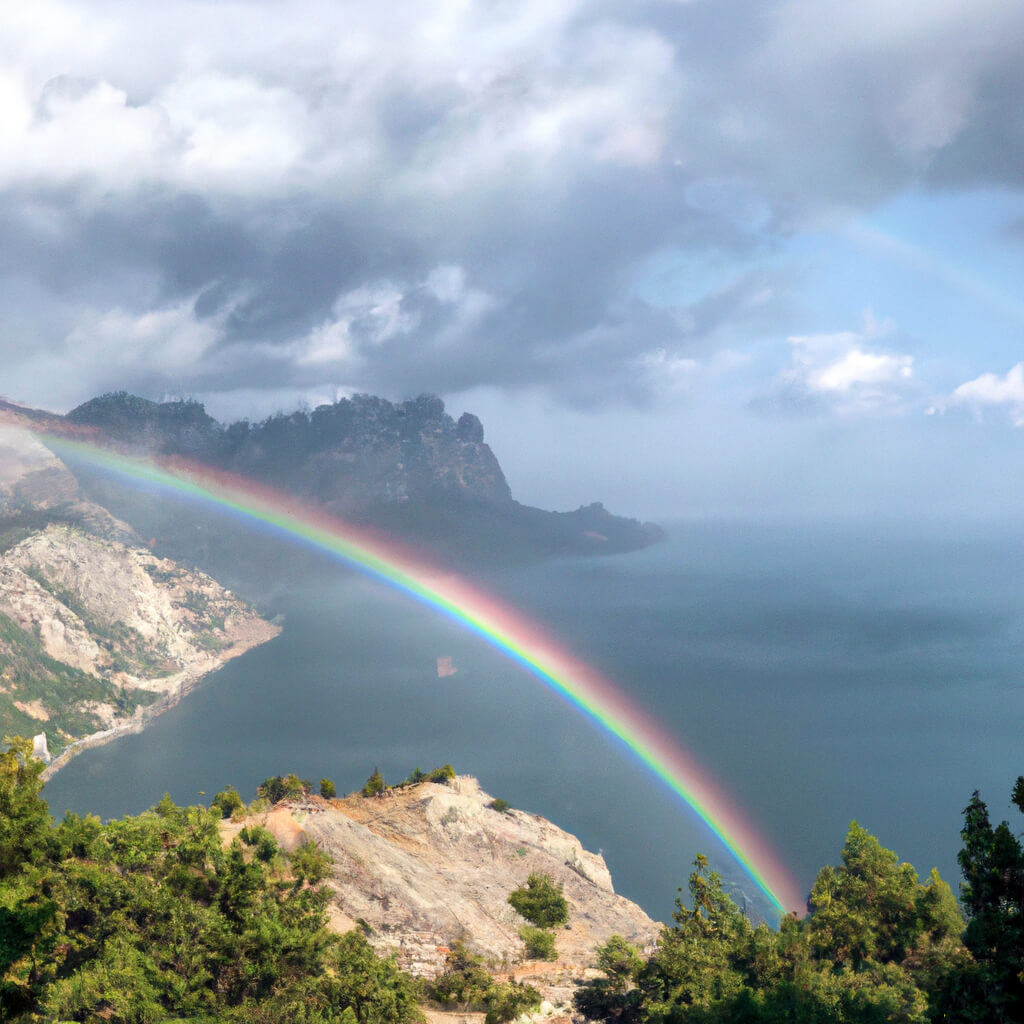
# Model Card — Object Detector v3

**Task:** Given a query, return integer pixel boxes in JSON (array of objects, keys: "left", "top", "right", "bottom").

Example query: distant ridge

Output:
[{"left": 8, "top": 392, "right": 665, "bottom": 566}]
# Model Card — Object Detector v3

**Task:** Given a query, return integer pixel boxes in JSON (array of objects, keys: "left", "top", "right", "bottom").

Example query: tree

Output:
[
  {"left": 321, "top": 778, "right": 338, "bottom": 799},
  {"left": 424, "top": 942, "right": 495, "bottom": 1009},
  {"left": 290, "top": 839, "right": 334, "bottom": 885},
  {"left": 508, "top": 872, "right": 569, "bottom": 928},
  {"left": 331, "top": 930, "right": 422, "bottom": 1024},
  {"left": 597, "top": 935, "right": 643, "bottom": 991},
  {"left": 428, "top": 764, "right": 456, "bottom": 783},
  {"left": 637, "top": 856, "right": 751, "bottom": 1016},
  {"left": 947, "top": 786, "right": 1024, "bottom": 1021},
  {"left": 362, "top": 769, "right": 386, "bottom": 798},
  {"left": 0, "top": 736, "right": 51, "bottom": 877},
  {"left": 808, "top": 822, "right": 928, "bottom": 968}
]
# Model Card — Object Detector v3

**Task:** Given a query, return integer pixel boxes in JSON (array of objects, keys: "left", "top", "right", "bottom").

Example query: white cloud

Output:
[
  {"left": 298, "top": 282, "right": 416, "bottom": 366},
  {"left": 943, "top": 363, "right": 1024, "bottom": 425},
  {"left": 0, "top": 76, "right": 172, "bottom": 189},
  {"left": 158, "top": 71, "right": 312, "bottom": 190},
  {"left": 65, "top": 299, "right": 220, "bottom": 373},
  {"left": 296, "top": 264, "right": 497, "bottom": 367},
  {"left": 782, "top": 313, "right": 915, "bottom": 414}
]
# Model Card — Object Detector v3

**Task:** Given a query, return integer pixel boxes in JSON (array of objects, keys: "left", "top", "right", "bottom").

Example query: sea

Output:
[{"left": 42, "top": 516, "right": 1024, "bottom": 924}]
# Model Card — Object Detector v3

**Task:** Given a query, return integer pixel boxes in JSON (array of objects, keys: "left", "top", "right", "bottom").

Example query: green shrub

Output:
[
  {"left": 508, "top": 872, "right": 569, "bottom": 928},
  {"left": 485, "top": 980, "right": 542, "bottom": 1024},
  {"left": 320, "top": 778, "right": 337, "bottom": 799},
  {"left": 289, "top": 838, "right": 334, "bottom": 884},
  {"left": 257, "top": 774, "right": 309, "bottom": 803},
  {"left": 211, "top": 785, "right": 244, "bottom": 819},
  {"left": 488, "top": 798, "right": 511, "bottom": 813},
  {"left": 423, "top": 942, "right": 495, "bottom": 1008},
  {"left": 519, "top": 925, "right": 557, "bottom": 961}
]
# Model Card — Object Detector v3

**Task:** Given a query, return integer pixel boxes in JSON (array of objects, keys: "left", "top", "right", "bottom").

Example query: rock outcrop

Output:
[{"left": 228, "top": 777, "right": 661, "bottom": 980}]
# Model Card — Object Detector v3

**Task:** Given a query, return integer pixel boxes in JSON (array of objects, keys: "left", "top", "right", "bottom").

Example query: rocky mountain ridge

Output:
[{"left": 39, "top": 391, "right": 665, "bottom": 565}]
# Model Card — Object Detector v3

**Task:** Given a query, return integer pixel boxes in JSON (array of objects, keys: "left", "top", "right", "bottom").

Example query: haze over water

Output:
[{"left": 44, "top": 517, "right": 1024, "bottom": 922}]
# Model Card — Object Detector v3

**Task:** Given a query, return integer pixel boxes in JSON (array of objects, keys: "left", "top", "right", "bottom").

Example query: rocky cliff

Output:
[
  {"left": 0, "top": 425, "right": 280, "bottom": 769},
  {"left": 227, "top": 776, "right": 661, "bottom": 989}
]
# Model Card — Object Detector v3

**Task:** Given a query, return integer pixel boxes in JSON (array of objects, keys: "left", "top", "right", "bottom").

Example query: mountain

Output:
[
  {"left": 0, "top": 425, "right": 279, "bottom": 770},
  {"left": 58, "top": 391, "right": 665, "bottom": 565}
]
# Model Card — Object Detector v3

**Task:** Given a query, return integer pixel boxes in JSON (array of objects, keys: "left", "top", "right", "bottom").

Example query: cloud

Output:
[
  {"left": 0, "top": 0, "right": 1022, "bottom": 414},
  {"left": 941, "top": 363, "right": 1024, "bottom": 425},
  {"left": 774, "top": 313, "right": 915, "bottom": 415}
]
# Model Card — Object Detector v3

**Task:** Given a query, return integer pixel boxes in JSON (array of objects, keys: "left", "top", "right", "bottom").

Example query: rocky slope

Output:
[
  {"left": 0, "top": 425, "right": 280, "bottom": 769},
  {"left": 228, "top": 776, "right": 661, "bottom": 983}
]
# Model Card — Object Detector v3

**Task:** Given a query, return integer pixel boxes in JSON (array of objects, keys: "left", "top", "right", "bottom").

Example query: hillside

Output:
[{"left": 0, "top": 425, "right": 279, "bottom": 768}]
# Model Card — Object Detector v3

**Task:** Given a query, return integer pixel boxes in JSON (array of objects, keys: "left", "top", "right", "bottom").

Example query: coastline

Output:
[{"left": 40, "top": 617, "right": 281, "bottom": 782}]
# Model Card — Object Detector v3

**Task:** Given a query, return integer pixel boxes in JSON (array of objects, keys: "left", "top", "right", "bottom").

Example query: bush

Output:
[
  {"left": 320, "top": 778, "right": 337, "bottom": 799},
  {"left": 595, "top": 934, "right": 642, "bottom": 989},
  {"left": 429, "top": 764, "right": 456, "bottom": 783},
  {"left": 508, "top": 873, "right": 569, "bottom": 928},
  {"left": 424, "top": 942, "right": 495, "bottom": 1008},
  {"left": 488, "top": 798, "right": 511, "bottom": 813},
  {"left": 257, "top": 774, "right": 308, "bottom": 803},
  {"left": 290, "top": 839, "right": 334, "bottom": 884},
  {"left": 519, "top": 925, "right": 557, "bottom": 961},
  {"left": 485, "top": 980, "right": 542, "bottom": 1024},
  {"left": 211, "top": 785, "right": 244, "bottom": 819}
]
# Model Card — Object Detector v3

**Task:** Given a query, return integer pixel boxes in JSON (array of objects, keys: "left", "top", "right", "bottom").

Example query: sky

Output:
[{"left": 2, "top": 0, "right": 1024, "bottom": 521}]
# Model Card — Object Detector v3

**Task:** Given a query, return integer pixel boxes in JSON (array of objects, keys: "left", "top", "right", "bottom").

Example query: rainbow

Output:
[{"left": 35, "top": 431, "right": 804, "bottom": 917}]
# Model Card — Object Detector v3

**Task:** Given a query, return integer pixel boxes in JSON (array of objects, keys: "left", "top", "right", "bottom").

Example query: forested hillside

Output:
[
  {"left": 573, "top": 783, "right": 1024, "bottom": 1023},
  {"left": 2, "top": 735, "right": 1022, "bottom": 1023}
]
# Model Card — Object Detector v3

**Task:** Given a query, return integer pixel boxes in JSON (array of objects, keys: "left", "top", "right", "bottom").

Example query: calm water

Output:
[{"left": 43, "top": 518, "right": 1024, "bottom": 922}]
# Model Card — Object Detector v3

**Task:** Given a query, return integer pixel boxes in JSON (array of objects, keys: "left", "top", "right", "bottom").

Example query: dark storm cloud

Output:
[{"left": 1, "top": 0, "right": 1023, "bottom": 413}]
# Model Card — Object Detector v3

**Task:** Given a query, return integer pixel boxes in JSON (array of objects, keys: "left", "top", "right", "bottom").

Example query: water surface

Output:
[{"left": 44, "top": 518, "right": 1024, "bottom": 922}]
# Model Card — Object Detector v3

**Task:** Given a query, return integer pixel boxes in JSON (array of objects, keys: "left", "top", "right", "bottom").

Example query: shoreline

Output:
[{"left": 40, "top": 619, "right": 281, "bottom": 783}]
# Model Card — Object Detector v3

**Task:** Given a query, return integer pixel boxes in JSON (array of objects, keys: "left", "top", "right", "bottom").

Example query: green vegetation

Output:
[
  {"left": 508, "top": 873, "right": 566, "bottom": 965},
  {"left": 420, "top": 942, "right": 541, "bottom": 1023},
  {"left": 0, "top": 737, "right": 423, "bottom": 1023},
  {"left": 361, "top": 768, "right": 386, "bottom": 798},
  {"left": 519, "top": 924, "right": 557, "bottom": 961},
  {"left": 258, "top": 773, "right": 311, "bottom": 802},
  {"left": 211, "top": 784, "right": 245, "bottom": 819},
  {"left": 321, "top": 778, "right": 338, "bottom": 799},
  {"left": 508, "top": 872, "right": 569, "bottom": 928},
  {"left": 488, "top": 797, "right": 511, "bottom": 813},
  {"left": 573, "top": 817, "right": 983, "bottom": 1024},
  {"left": 361, "top": 763, "right": 456, "bottom": 797},
  {"left": 0, "top": 611, "right": 160, "bottom": 755},
  {"left": 5, "top": 725, "right": 1024, "bottom": 1022}
]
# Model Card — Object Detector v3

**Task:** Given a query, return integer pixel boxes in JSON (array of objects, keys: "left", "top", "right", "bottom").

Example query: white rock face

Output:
[
  {"left": 0, "top": 424, "right": 281, "bottom": 769},
  {"left": 32, "top": 732, "right": 50, "bottom": 762},
  {"left": 240, "top": 777, "right": 661, "bottom": 978},
  {"left": 1, "top": 523, "right": 277, "bottom": 693}
]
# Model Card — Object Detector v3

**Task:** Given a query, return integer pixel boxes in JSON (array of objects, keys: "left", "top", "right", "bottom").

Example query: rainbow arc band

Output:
[{"left": 38, "top": 432, "right": 804, "bottom": 918}]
